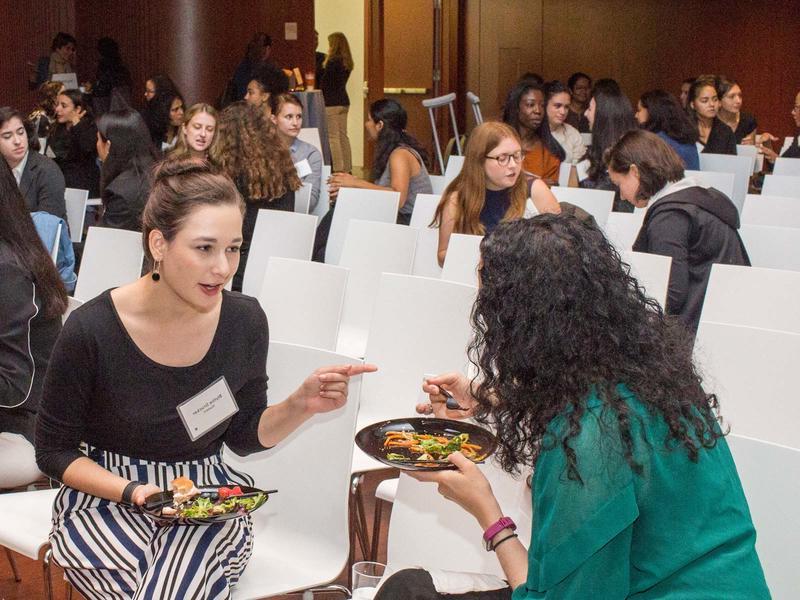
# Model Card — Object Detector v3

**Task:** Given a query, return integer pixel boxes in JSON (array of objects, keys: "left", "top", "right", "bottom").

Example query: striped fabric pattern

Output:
[{"left": 49, "top": 448, "right": 255, "bottom": 600}]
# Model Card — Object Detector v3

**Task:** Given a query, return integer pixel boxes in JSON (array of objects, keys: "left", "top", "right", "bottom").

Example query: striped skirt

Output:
[{"left": 49, "top": 448, "right": 255, "bottom": 600}]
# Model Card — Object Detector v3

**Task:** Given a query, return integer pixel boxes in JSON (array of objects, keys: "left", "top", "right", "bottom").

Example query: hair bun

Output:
[{"left": 153, "top": 157, "right": 212, "bottom": 182}]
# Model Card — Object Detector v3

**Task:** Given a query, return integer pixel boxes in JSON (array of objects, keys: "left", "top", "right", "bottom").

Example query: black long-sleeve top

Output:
[
  {"left": 35, "top": 290, "right": 270, "bottom": 480},
  {"left": 0, "top": 245, "right": 62, "bottom": 442},
  {"left": 320, "top": 57, "right": 351, "bottom": 107},
  {"left": 51, "top": 117, "right": 101, "bottom": 197},
  {"left": 701, "top": 118, "right": 737, "bottom": 155}
]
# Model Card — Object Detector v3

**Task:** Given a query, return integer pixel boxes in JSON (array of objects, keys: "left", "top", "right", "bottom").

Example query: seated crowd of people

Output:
[{"left": 2, "top": 31, "right": 797, "bottom": 599}]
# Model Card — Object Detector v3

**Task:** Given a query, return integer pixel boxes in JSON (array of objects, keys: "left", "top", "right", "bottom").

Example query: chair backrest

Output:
[
  {"left": 51, "top": 221, "right": 61, "bottom": 262},
  {"left": 741, "top": 194, "right": 800, "bottom": 228},
  {"left": 337, "top": 220, "right": 418, "bottom": 357},
  {"left": 736, "top": 144, "right": 762, "bottom": 174},
  {"left": 411, "top": 227, "right": 443, "bottom": 278},
  {"left": 780, "top": 137, "right": 793, "bottom": 154},
  {"left": 224, "top": 341, "right": 364, "bottom": 569},
  {"left": 698, "top": 153, "right": 753, "bottom": 212},
  {"left": 257, "top": 257, "right": 349, "bottom": 351},
  {"left": 621, "top": 251, "right": 671, "bottom": 307},
  {"left": 727, "top": 435, "right": 800, "bottom": 597},
  {"left": 684, "top": 170, "right": 736, "bottom": 207},
  {"left": 409, "top": 193, "right": 441, "bottom": 229},
  {"left": 739, "top": 224, "right": 800, "bottom": 272},
  {"left": 387, "top": 466, "right": 532, "bottom": 576},
  {"left": 294, "top": 182, "right": 313, "bottom": 214},
  {"left": 297, "top": 127, "right": 322, "bottom": 156},
  {"left": 241, "top": 210, "right": 318, "bottom": 297},
  {"left": 357, "top": 273, "right": 475, "bottom": 430},
  {"left": 63, "top": 296, "right": 83, "bottom": 324},
  {"left": 602, "top": 210, "right": 645, "bottom": 252},
  {"left": 773, "top": 157, "right": 800, "bottom": 177},
  {"left": 311, "top": 165, "right": 332, "bottom": 218},
  {"left": 580, "top": 132, "right": 592, "bottom": 147},
  {"left": 762, "top": 175, "right": 800, "bottom": 199},
  {"left": 694, "top": 321, "right": 800, "bottom": 448},
  {"left": 699, "top": 263, "right": 800, "bottom": 333},
  {"left": 64, "top": 187, "right": 88, "bottom": 243},
  {"left": 441, "top": 232, "right": 483, "bottom": 287},
  {"left": 551, "top": 186, "right": 614, "bottom": 228},
  {"left": 558, "top": 161, "right": 572, "bottom": 187},
  {"left": 74, "top": 226, "right": 144, "bottom": 302},
  {"left": 444, "top": 155, "right": 465, "bottom": 183},
  {"left": 325, "top": 188, "right": 400, "bottom": 265},
  {"left": 429, "top": 174, "right": 447, "bottom": 195}
]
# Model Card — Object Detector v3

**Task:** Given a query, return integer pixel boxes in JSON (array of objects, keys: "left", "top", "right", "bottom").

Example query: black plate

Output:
[
  {"left": 355, "top": 417, "right": 497, "bottom": 471},
  {"left": 139, "top": 485, "right": 271, "bottom": 526}
]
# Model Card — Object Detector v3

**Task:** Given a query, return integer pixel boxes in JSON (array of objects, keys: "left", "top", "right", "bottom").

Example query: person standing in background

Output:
[
  {"left": 321, "top": 32, "right": 353, "bottom": 173},
  {"left": 232, "top": 33, "right": 273, "bottom": 101}
]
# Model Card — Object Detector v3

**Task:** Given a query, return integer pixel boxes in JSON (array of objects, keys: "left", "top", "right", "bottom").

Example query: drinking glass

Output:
[{"left": 351, "top": 561, "right": 386, "bottom": 599}]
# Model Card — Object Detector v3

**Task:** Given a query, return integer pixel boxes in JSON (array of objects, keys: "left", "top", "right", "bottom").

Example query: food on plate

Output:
[
  {"left": 158, "top": 478, "right": 264, "bottom": 519},
  {"left": 382, "top": 431, "right": 483, "bottom": 465},
  {"left": 171, "top": 476, "right": 201, "bottom": 504}
]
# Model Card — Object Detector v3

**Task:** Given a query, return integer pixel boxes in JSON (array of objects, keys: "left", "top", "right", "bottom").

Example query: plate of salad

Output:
[
  {"left": 355, "top": 417, "right": 497, "bottom": 471},
  {"left": 139, "top": 477, "right": 275, "bottom": 525}
]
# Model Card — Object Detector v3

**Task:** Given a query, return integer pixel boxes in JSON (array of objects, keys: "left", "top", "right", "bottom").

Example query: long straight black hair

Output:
[
  {"left": 97, "top": 109, "right": 157, "bottom": 192},
  {"left": 369, "top": 99, "right": 429, "bottom": 181},
  {"left": 0, "top": 161, "right": 67, "bottom": 319},
  {"left": 586, "top": 79, "right": 638, "bottom": 180},
  {"left": 640, "top": 90, "right": 698, "bottom": 145}
]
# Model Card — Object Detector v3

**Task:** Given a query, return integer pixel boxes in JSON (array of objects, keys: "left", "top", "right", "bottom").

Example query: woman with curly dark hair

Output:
[
  {"left": 212, "top": 101, "right": 301, "bottom": 291},
  {"left": 376, "top": 214, "right": 769, "bottom": 599}
]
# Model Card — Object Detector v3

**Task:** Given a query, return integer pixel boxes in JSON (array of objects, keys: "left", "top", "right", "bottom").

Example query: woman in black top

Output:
[
  {"left": 321, "top": 32, "right": 354, "bottom": 173},
  {"left": 716, "top": 76, "right": 757, "bottom": 145},
  {"left": 35, "top": 158, "right": 374, "bottom": 599},
  {"left": 0, "top": 160, "right": 66, "bottom": 487},
  {"left": 212, "top": 102, "right": 300, "bottom": 291},
  {"left": 687, "top": 75, "right": 736, "bottom": 155},
  {"left": 141, "top": 73, "right": 183, "bottom": 149},
  {"left": 50, "top": 89, "right": 100, "bottom": 196},
  {"left": 96, "top": 109, "right": 157, "bottom": 231}
]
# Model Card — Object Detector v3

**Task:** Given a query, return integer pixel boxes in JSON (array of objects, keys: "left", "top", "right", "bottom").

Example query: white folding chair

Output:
[
  {"left": 74, "top": 227, "right": 144, "bottom": 302},
  {"left": 312, "top": 165, "right": 333, "bottom": 219},
  {"left": 737, "top": 144, "right": 763, "bottom": 175},
  {"left": 779, "top": 137, "right": 793, "bottom": 155},
  {"left": 739, "top": 224, "right": 800, "bottom": 272},
  {"left": 64, "top": 187, "right": 89, "bottom": 243},
  {"left": 699, "top": 264, "right": 800, "bottom": 334},
  {"left": 336, "top": 220, "right": 418, "bottom": 357},
  {"left": 294, "top": 182, "right": 313, "bottom": 214},
  {"left": 685, "top": 170, "right": 736, "bottom": 207},
  {"left": 297, "top": 127, "right": 323, "bottom": 157},
  {"left": 226, "top": 341, "right": 365, "bottom": 599},
  {"left": 63, "top": 296, "right": 83, "bottom": 324},
  {"left": 409, "top": 193, "right": 441, "bottom": 229},
  {"left": 325, "top": 188, "right": 400, "bottom": 265},
  {"left": 621, "top": 251, "right": 671, "bottom": 307},
  {"left": 761, "top": 175, "right": 800, "bottom": 199},
  {"left": 694, "top": 322, "right": 800, "bottom": 448},
  {"left": 558, "top": 161, "right": 572, "bottom": 187},
  {"left": 411, "top": 228, "right": 443, "bottom": 278},
  {"left": 444, "top": 155, "right": 465, "bottom": 184},
  {"left": 429, "top": 175, "right": 447, "bottom": 195},
  {"left": 699, "top": 153, "right": 753, "bottom": 213},
  {"left": 602, "top": 211, "right": 645, "bottom": 252},
  {"left": 772, "top": 157, "right": 800, "bottom": 177},
  {"left": 727, "top": 435, "right": 800, "bottom": 598},
  {"left": 741, "top": 194, "right": 800, "bottom": 228},
  {"left": 241, "top": 210, "right": 318, "bottom": 297},
  {"left": 441, "top": 232, "right": 483, "bottom": 287},
  {"left": 257, "top": 257, "right": 349, "bottom": 351},
  {"left": 551, "top": 187, "right": 614, "bottom": 228}
]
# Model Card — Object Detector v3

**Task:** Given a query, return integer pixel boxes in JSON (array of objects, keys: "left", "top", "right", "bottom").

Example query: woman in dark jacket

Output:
[
  {"left": 607, "top": 130, "right": 749, "bottom": 334},
  {"left": 321, "top": 32, "right": 354, "bottom": 173},
  {"left": 0, "top": 159, "right": 66, "bottom": 487},
  {"left": 687, "top": 75, "right": 736, "bottom": 155},
  {"left": 637, "top": 89, "right": 700, "bottom": 170},
  {"left": 96, "top": 109, "right": 157, "bottom": 231},
  {"left": 50, "top": 89, "right": 100, "bottom": 196}
]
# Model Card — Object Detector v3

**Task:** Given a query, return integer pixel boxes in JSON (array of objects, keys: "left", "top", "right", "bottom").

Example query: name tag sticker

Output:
[
  {"left": 294, "top": 158, "right": 312, "bottom": 178},
  {"left": 176, "top": 377, "right": 239, "bottom": 442}
]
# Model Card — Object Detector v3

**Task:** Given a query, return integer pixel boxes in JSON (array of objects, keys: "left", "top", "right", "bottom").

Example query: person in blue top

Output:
[
  {"left": 376, "top": 214, "right": 770, "bottom": 599},
  {"left": 636, "top": 89, "right": 700, "bottom": 170}
]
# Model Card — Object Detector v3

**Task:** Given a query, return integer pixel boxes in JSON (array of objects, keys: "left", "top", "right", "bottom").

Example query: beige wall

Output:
[{"left": 315, "top": 0, "right": 365, "bottom": 169}]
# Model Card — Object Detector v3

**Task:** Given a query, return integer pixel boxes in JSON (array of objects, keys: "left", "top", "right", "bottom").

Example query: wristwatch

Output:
[{"left": 483, "top": 516, "right": 516, "bottom": 551}]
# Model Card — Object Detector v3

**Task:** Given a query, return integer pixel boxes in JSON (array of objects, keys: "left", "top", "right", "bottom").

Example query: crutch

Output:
[
  {"left": 422, "top": 92, "right": 462, "bottom": 174},
  {"left": 466, "top": 91, "right": 483, "bottom": 125}
]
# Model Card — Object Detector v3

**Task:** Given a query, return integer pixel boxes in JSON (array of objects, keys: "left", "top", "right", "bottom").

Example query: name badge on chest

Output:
[
  {"left": 176, "top": 376, "right": 239, "bottom": 442},
  {"left": 294, "top": 158, "right": 312, "bottom": 178}
]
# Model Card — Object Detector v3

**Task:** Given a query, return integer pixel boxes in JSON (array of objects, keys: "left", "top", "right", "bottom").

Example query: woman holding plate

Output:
[
  {"left": 35, "top": 158, "right": 375, "bottom": 600},
  {"left": 376, "top": 214, "right": 768, "bottom": 599}
]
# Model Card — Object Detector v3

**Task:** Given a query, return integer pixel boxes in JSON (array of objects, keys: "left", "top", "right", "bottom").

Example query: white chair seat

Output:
[
  {"left": 0, "top": 488, "right": 59, "bottom": 559},
  {"left": 375, "top": 477, "right": 398, "bottom": 503}
]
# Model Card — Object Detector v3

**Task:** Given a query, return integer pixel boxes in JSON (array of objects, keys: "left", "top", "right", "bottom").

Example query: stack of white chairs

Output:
[
  {"left": 739, "top": 225, "right": 800, "bottom": 272},
  {"left": 772, "top": 157, "right": 800, "bottom": 176},
  {"left": 761, "top": 175, "right": 800, "bottom": 199},
  {"left": 336, "top": 220, "right": 418, "bottom": 357},
  {"left": 325, "top": 188, "right": 400, "bottom": 265},
  {"left": 551, "top": 187, "right": 614, "bottom": 228},
  {"left": 741, "top": 194, "right": 800, "bottom": 228},
  {"left": 685, "top": 170, "right": 736, "bottom": 206},
  {"left": 603, "top": 211, "right": 645, "bottom": 252},
  {"left": 74, "top": 227, "right": 144, "bottom": 302},
  {"left": 440, "top": 233, "right": 483, "bottom": 287},
  {"left": 240, "top": 209, "right": 318, "bottom": 297},
  {"left": 409, "top": 193, "right": 444, "bottom": 278},
  {"left": 64, "top": 187, "right": 89, "bottom": 243},
  {"left": 257, "top": 257, "right": 349, "bottom": 352},
  {"left": 699, "top": 153, "right": 753, "bottom": 213}
]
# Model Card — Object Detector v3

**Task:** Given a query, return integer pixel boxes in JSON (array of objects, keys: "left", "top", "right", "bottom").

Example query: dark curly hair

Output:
[{"left": 468, "top": 214, "right": 723, "bottom": 482}]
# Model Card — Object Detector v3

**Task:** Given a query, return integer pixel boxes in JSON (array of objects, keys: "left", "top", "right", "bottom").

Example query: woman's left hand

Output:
[
  {"left": 328, "top": 172, "right": 359, "bottom": 188},
  {"left": 409, "top": 451, "right": 503, "bottom": 528},
  {"left": 293, "top": 363, "right": 378, "bottom": 416}
]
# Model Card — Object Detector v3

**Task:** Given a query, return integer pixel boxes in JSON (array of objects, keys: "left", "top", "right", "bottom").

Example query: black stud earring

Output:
[{"left": 151, "top": 260, "right": 161, "bottom": 282}]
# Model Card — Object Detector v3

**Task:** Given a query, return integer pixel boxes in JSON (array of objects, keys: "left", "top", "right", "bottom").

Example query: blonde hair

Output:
[
  {"left": 325, "top": 32, "right": 354, "bottom": 71},
  {"left": 169, "top": 103, "right": 220, "bottom": 161},
  {"left": 432, "top": 122, "right": 526, "bottom": 235}
]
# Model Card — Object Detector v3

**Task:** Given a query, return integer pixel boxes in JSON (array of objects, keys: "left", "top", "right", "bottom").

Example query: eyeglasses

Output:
[{"left": 485, "top": 151, "right": 524, "bottom": 166}]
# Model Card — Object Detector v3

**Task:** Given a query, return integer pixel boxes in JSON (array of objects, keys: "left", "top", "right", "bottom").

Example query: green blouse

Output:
[{"left": 512, "top": 385, "right": 770, "bottom": 599}]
